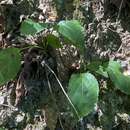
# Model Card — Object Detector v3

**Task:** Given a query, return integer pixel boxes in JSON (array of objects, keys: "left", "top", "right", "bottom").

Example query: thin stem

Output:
[
  {"left": 41, "top": 61, "right": 80, "bottom": 119},
  {"left": 20, "top": 45, "right": 44, "bottom": 51}
]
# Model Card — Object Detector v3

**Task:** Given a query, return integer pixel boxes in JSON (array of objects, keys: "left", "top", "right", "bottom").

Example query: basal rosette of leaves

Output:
[
  {"left": 19, "top": 19, "right": 100, "bottom": 119},
  {"left": 20, "top": 19, "right": 85, "bottom": 52},
  {"left": 0, "top": 18, "right": 130, "bottom": 124}
]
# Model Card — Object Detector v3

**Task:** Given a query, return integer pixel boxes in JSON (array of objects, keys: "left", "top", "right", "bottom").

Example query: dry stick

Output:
[
  {"left": 41, "top": 61, "right": 80, "bottom": 120},
  {"left": 46, "top": 71, "right": 65, "bottom": 130}
]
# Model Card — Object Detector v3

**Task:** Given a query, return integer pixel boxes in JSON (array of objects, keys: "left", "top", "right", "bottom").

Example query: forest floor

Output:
[{"left": 0, "top": 0, "right": 130, "bottom": 130}]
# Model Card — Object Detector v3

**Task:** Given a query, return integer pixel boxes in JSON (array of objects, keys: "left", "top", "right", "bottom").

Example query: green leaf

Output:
[
  {"left": 68, "top": 73, "right": 99, "bottom": 118},
  {"left": 106, "top": 60, "right": 122, "bottom": 72},
  {"left": 0, "top": 128, "right": 5, "bottom": 130},
  {"left": 106, "top": 60, "right": 130, "bottom": 95},
  {"left": 0, "top": 48, "right": 21, "bottom": 86},
  {"left": 87, "top": 61, "right": 109, "bottom": 78},
  {"left": 20, "top": 19, "right": 48, "bottom": 35},
  {"left": 58, "top": 20, "right": 85, "bottom": 52},
  {"left": 87, "top": 60, "right": 130, "bottom": 95},
  {"left": 46, "top": 34, "right": 62, "bottom": 48}
]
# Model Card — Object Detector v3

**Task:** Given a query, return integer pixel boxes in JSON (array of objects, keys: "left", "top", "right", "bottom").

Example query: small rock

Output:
[
  {"left": 0, "top": 96, "right": 5, "bottom": 105},
  {"left": 15, "top": 113, "right": 25, "bottom": 123}
]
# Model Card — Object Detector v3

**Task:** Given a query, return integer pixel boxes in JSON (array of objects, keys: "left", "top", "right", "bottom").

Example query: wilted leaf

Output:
[
  {"left": 58, "top": 20, "right": 85, "bottom": 52},
  {"left": 68, "top": 73, "right": 99, "bottom": 118},
  {"left": 20, "top": 19, "right": 48, "bottom": 35},
  {"left": 46, "top": 34, "right": 62, "bottom": 48},
  {"left": 0, "top": 48, "right": 21, "bottom": 86}
]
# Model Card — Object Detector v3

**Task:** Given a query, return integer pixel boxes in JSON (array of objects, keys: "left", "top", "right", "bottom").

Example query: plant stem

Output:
[{"left": 41, "top": 60, "right": 80, "bottom": 120}]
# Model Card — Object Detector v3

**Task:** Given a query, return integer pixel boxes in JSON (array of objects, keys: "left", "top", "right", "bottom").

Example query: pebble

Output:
[
  {"left": 0, "top": 96, "right": 5, "bottom": 105},
  {"left": 15, "top": 113, "right": 25, "bottom": 123}
]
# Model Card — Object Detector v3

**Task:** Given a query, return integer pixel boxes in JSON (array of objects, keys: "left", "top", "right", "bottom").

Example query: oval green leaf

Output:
[
  {"left": 58, "top": 20, "right": 85, "bottom": 52},
  {"left": 0, "top": 48, "right": 21, "bottom": 86},
  {"left": 68, "top": 72, "right": 99, "bottom": 118},
  {"left": 20, "top": 19, "right": 48, "bottom": 36},
  {"left": 107, "top": 60, "right": 130, "bottom": 95},
  {"left": 46, "top": 34, "right": 62, "bottom": 48}
]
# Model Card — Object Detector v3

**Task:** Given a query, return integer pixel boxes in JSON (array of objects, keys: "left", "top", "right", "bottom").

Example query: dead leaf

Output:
[{"left": 15, "top": 74, "right": 25, "bottom": 106}]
